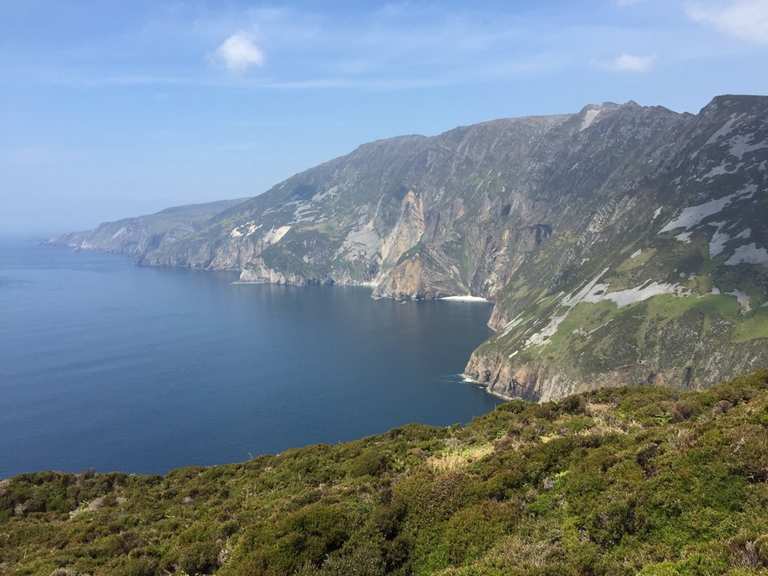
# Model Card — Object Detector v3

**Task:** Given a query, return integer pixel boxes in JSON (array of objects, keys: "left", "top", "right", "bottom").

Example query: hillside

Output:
[
  {"left": 51, "top": 198, "right": 247, "bottom": 259},
  {"left": 51, "top": 95, "right": 768, "bottom": 400},
  {"left": 2, "top": 370, "right": 768, "bottom": 575}
]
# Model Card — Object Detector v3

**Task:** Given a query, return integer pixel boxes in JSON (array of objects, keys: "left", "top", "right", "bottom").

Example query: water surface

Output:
[{"left": 0, "top": 239, "right": 499, "bottom": 477}]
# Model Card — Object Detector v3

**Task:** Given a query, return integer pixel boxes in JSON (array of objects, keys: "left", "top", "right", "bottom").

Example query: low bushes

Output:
[{"left": 2, "top": 370, "right": 768, "bottom": 575}]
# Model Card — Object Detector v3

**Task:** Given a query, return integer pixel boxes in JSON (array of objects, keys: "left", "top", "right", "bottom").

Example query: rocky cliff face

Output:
[
  {"left": 464, "top": 95, "right": 768, "bottom": 400},
  {"left": 54, "top": 95, "right": 768, "bottom": 401}
]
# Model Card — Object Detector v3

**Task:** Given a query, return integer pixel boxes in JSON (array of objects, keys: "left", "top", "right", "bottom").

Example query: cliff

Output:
[{"left": 51, "top": 95, "right": 768, "bottom": 400}]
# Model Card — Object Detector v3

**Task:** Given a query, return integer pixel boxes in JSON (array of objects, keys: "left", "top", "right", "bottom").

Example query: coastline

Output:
[
  {"left": 461, "top": 373, "right": 517, "bottom": 401},
  {"left": 440, "top": 295, "right": 491, "bottom": 303},
  {"left": 49, "top": 241, "right": 504, "bottom": 404}
]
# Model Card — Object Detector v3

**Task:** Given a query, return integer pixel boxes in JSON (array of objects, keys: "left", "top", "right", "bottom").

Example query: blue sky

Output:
[{"left": 1, "top": 0, "right": 767, "bottom": 235}]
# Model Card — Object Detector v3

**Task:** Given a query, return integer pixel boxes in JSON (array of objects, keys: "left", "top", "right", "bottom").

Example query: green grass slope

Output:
[{"left": 3, "top": 370, "right": 768, "bottom": 576}]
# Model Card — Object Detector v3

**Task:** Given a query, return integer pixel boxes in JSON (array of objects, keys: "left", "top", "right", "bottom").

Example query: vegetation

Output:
[{"left": 3, "top": 370, "right": 768, "bottom": 575}]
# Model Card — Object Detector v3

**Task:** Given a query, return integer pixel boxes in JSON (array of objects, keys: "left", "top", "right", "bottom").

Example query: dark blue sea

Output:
[{"left": 0, "top": 238, "right": 499, "bottom": 478}]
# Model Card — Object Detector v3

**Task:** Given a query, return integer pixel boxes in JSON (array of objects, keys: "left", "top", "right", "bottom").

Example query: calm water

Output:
[{"left": 0, "top": 239, "right": 499, "bottom": 478}]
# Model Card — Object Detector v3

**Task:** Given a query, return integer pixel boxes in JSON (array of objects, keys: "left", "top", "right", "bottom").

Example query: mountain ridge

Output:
[{"left": 53, "top": 198, "right": 248, "bottom": 260}]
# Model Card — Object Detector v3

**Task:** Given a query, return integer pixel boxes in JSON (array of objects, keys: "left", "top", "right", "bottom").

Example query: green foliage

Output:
[
  {"left": 347, "top": 447, "right": 389, "bottom": 478},
  {"left": 111, "top": 556, "right": 158, "bottom": 576},
  {"left": 2, "top": 370, "right": 768, "bottom": 575},
  {"left": 734, "top": 309, "right": 768, "bottom": 342},
  {"left": 442, "top": 501, "right": 516, "bottom": 565}
]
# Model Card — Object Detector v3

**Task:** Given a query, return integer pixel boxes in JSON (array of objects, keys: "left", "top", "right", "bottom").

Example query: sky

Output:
[{"left": 1, "top": 0, "right": 767, "bottom": 235}]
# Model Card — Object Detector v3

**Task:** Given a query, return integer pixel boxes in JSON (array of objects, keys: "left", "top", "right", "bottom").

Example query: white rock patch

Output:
[
  {"left": 111, "top": 227, "right": 128, "bottom": 240},
  {"left": 725, "top": 243, "right": 768, "bottom": 266},
  {"left": 230, "top": 222, "right": 261, "bottom": 238},
  {"left": 708, "top": 222, "right": 730, "bottom": 257},
  {"left": 581, "top": 281, "right": 689, "bottom": 308},
  {"left": 500, "top": 313, "right": 527, "bottom": 338},
  {"left": 659, "top": 186, "right": 755, "bottom": 233},
  {"left": 580, "top": 108, "right": 601, "bottom": 131},
  {"left": 561, "top": 268, "right": 611, "bottom": 307},
  {"left": 524, "top": 268, "right": 688, "bottom": 349},
  {"left": 728, "top": 134, "right": 768, "bottom": 160},
  {"left": 263, "top": 225, "right": 292, "bottom": 245},
  {"left": 728, "top": 289, "right": 752, "bottom": 312},
  {"left": 524, "top": 269, "right": 608, "bottom": 348},
  {"left": 526, "top": 312, "right": 569, "bottom": 348},
  {"left": 700, "top": 162, "right": 742, "bottom": 180}
]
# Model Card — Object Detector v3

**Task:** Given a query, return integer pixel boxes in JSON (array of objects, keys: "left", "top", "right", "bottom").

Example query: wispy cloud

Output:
[
  {"left": 213, "top": 33, "right": 265, "bottom": 72},
  {"left": 11, "top": 3, "right": 757, "bottom": 93},
  {"left": 29, "top": 7, "right": 569, "bottom": 92},
  {"left": 686, "top": 0, "right": 768, "bottom": 44},
  {"left": 600, "top": 52, "right": 656, "bottom": 72},
  {"left": 40, "top": 66, "right": 558, "bottom": 92}
]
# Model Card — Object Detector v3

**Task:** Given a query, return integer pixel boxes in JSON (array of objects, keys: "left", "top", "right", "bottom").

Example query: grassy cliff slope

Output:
[{"left": 3, "top": 370, "right": 768, "bottom": 575}]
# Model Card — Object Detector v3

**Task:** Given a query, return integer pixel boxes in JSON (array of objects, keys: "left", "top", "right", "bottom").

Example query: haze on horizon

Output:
[{"left": 1, "top": 0, "right": 767, "bottom": 236}]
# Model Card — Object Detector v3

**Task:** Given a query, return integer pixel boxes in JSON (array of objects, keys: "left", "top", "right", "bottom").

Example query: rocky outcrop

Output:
[
  {"left": 379, "top": 190, "right": 425, "bottom": 271},
  {"left": 238, "top": 261, "right": 313, "bottom": 286},
  {"left": 372, "top": 245, "right": 465, "bottom": 300},
  {"left": 465, "top": 336, "right": 768, "bottom": 402}
]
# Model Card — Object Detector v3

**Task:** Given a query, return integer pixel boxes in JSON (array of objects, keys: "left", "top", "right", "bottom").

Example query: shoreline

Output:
[
  {"left": 440, "top": 295, "right": 491, "bottom": 303},
  {"left": 461, "top": 373, "right": 517, "bottom": 401}
]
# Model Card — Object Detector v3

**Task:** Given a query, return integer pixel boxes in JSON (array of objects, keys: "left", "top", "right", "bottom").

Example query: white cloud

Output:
[
  {"left": 686, "top": 0, "right": 768, "bottom": 44},
  {"left": 214, "top": 33, "right": 265, "bottom": 72},
  {"left": 605, "top": 52, "right": 656, "bottom": 72}
]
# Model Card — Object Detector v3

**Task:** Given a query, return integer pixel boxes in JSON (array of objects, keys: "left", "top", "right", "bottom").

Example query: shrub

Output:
[
  {"left": 443, "top": 501, "right": 515, "bottom": 565},
  {"left": 271, "top": 503, "right": 352, "bottom": 572},
  {"left": 348, "top": 448, "right": 388, "bottom": 478},
  {"left": 6, "top": 371, "right": 768, "bottom": 576},
  {"left": 112, "top": 556, "right": 158, "bottom": 576},
  {"left": 177, "top": 541, "right": 220, "bottom": 575}
]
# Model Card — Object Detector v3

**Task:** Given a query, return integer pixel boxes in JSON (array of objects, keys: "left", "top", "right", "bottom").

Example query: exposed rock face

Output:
[
  {"left": 53, "top": 95, "right": 768, "bottom": 400},
  {"left": 463, "top": 95, "right": 768, "bottom": 400},
  {"left": 379, "top": 190, "right": 425, "bottom": 271}
]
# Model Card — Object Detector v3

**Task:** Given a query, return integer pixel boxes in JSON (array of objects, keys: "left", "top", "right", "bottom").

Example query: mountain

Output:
[
  {"left": 3, "top": 370, "right": 768, "bottom": 575},
  {"left": 51, "top": 198, "right": 248, "bottom": 259},
  {"left": 52, "top": 95, "right": 768, "bottom": 401}
]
